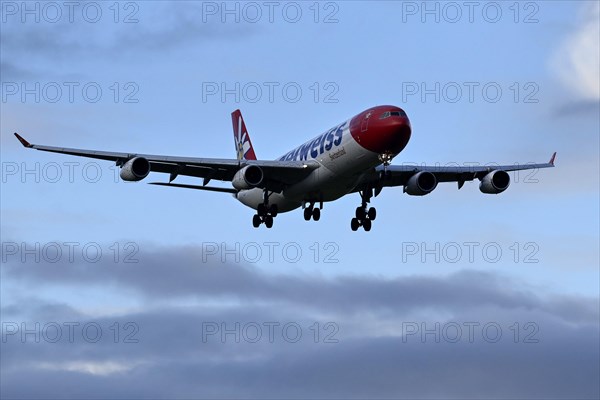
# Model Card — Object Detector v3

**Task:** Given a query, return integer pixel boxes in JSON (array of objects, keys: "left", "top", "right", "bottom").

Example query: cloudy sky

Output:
[{"left": 1, "top": 1, "right": 599, "bottom": 398}]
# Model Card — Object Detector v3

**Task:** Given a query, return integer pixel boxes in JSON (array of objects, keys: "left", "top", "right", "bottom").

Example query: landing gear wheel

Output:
[
  {"left": 269, "top": 204, "right": 278, "bottom": 218},
  {"left": 264, "top": 215, "right": 273, "bottom": 228},
  {"left": 351, "top": 189, "right": 376, "bottom": 232},
  {"left": 255, "top": 189, "right": 277, "bottom": 228},
  {"left": 355, "top": 207, "right": 366, "bottom": 220},
  {"left": 362, "top": 219, "right": 372, "bottom": 231},
  {"left": 367, "top": 207, "right": 377, "bottom": 221},
  {"left": 257, "top": 203, "right": 267, "bottom": 217},
  {"left": 304, "top": 207, "right": 312, "bottom": 221},
  {"left": 312, "top": 208, "right": 321, "bottom": 221}
]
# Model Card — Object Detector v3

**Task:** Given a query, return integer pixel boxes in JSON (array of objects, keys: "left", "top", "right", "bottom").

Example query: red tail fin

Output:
[{"left": 231, "top": 109, "right": 257, "bottom": 161}]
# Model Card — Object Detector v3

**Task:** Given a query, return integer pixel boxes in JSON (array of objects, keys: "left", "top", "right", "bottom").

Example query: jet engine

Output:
[
  {"left": 479, "top": 170, "right": 510, "bottom": 194},
  {"left": 232, "top": 165, "right": 264, "bottom": 190},
  {"left": 405, "top": 171, "right": 437, "bottom": 196},
  {"left": 120, "top": 157, "right": 151, "bottom": 181}
]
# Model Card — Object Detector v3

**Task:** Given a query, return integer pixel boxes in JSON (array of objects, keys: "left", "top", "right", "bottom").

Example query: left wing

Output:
[
  {"left": 355, "top": 152, "right": 556, "bottom": 194},
  {"left": 13, "top": 133, "right": 318, "bottom": 192}
]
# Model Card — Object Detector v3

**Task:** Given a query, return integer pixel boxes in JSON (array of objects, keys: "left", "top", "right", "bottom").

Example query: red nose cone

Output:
[
  {"left": 350, "top": 106, "right": 412, "bottom": 155},
  {"left": 381, "top": 117, "right": 411, "bottom": 154}
]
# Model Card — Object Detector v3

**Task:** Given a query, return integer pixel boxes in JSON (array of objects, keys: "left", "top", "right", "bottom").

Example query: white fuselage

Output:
[{"left": 235, "top": 119, "right": 380, "bottom": 212}]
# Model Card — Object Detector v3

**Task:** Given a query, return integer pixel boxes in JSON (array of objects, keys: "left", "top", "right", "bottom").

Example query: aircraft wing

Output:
[
  {"left": 357, "top": 152, "right": 556, "bottom": 191},
  {"left": 13, "top": 133, "right": 318, "bottom": 191}
]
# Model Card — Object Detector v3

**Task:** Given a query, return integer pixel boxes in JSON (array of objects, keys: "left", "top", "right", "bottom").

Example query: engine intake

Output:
[
  {"left": 405, "top": 171, "right": 437, "bottom": 196},
  {"left": 479, "top": 170, "right": 510, "bottom": 194},
  {"left": 120, "top": 157, "right": 150, "bottom": 181},
  {"left": 232, "top": 165, "right": 264, "bottom": 190}
]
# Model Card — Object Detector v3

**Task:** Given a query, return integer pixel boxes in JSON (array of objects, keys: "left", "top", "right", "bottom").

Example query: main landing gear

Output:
[
  {"left": 303, "top": 201, "right": 322, "bottom": 221},
  {"left": 351, "top": 189, "right": 377, "bottom": 232},
  {"left": 252, "top": 190, "right": 278, "bottom": 228}
]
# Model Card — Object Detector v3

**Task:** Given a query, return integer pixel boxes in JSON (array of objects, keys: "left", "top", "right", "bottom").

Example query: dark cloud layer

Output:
[
  {"left": 1, "top": 242, "right": 599, "bottom": 399},
  {"left": 0, "top": 2, "right": 260, "bottom": 78},
  {"left": 3, "top": 245, "right": 598, "bottom": 324}
]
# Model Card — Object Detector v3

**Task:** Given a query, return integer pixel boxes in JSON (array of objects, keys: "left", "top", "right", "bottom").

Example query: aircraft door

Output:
[{"left": 360, "top": 110, "right": 373, "bottom": 132}]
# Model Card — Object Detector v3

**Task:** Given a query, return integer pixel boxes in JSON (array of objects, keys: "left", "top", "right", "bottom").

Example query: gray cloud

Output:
[
  {"left": 1, "top": 304, "right": 598, "bottom": 399},
  {"left": 1, "top": 242, "right": 599, "bottom": 399},
  {"left": 554, "top": 99, "right": 600, "bottom": 117},
  {"left": 0, "top": 61, "right": 35, "bottom": 80},
  {"left": 3, "top": 245, "right": 598, "bottom": 324},
  {"left": 0, "top": 3, "right": 260, "bottom": 70}
]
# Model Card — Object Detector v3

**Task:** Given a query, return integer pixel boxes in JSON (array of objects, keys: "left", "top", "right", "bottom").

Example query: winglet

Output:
[
  {"left": 14, "top": 133, "right": 33, "bottom": 148},
  {"left": 549, "top": 152, "right": 557, "bottom": 166}
]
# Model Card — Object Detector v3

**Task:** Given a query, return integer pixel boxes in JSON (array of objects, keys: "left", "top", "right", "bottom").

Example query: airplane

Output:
[{"left": 13, "top": 105, "right": 556, "bottom": 231}]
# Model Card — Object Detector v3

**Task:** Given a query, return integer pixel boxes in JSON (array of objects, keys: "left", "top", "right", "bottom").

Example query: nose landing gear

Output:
[
  {"left": 351, "top": 189, "right": 377, "bottom": 232},
  {"left": 351, "top": 205, "right": 376, "bottom": 231}
]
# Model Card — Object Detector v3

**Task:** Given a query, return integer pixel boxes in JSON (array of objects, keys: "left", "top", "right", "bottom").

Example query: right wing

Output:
[{"left": 14, "top": 133, "right": 318, "bottom": 192}]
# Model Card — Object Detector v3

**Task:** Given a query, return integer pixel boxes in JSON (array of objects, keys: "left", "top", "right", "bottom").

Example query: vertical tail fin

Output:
[{"left": 231, "top": 109, "right": 257, "bottom": 161}]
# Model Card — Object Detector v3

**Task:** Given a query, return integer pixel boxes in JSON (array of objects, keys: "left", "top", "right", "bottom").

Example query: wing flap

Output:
[{"left": 149, "top": 182, "right": 237, "bottom": 193}]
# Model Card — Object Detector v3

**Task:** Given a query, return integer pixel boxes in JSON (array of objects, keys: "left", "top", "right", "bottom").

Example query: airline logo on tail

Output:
[{"left": 231, "top": 109, "right": 257, "bottom": 161}]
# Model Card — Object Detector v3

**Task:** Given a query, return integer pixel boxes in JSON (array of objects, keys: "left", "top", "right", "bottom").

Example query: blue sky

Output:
[{"left": 1, "top": 1, "right": 599, "bottom": 398}]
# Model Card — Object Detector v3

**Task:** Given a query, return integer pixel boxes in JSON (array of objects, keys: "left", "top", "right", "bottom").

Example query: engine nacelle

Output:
[
  {"left": 232, "top": 165, "right": 264, "bottom": 190},
  {"left": 120, "top": 157, "right": 150, "bottom": 181},
  {"left": 479, "top": 170, "right": 510, "bottom": 194},
  {"left": 405, "top": 171, "right": 437, "bottom": 196}
]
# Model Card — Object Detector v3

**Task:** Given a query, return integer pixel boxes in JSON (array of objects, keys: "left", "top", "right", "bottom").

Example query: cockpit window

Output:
[
  {"left": 390, "top": 110, "right": 407, "bottom": 117},
  {"left": 379, "top": 110, "right": 407, "bottom": 119}
]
